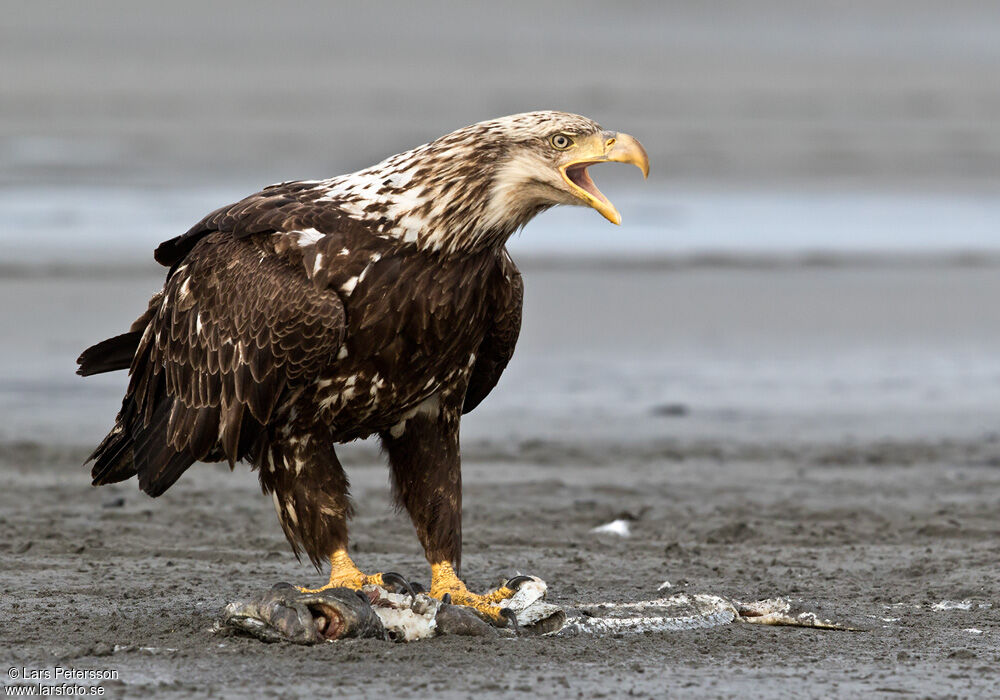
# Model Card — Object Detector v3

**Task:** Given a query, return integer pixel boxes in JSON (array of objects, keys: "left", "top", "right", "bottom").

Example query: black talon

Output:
[
  {"left": 381, "top": 571, "right": 417, "bottom": 600},
  {"left": 441, "top": 593, "right": 452, "bottom": 605},
  {"left": 504, "top": 575, "right": 533, "bottom": 592},
  {"left": 499, "top": 608, "right": 519, "bottom": 631},
  {"left": 410, "top": 581, "right": 426, "bottom": 594}
]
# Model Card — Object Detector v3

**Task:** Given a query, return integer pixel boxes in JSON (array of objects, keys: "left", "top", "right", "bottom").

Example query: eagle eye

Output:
[{"left": 550, "top": 133, "right": 573, "bottom": 150}]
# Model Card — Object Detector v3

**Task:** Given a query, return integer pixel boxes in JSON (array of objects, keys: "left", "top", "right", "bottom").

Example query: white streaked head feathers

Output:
[{"left": 311, "top": 111, "right": 605, "bottom": 254}]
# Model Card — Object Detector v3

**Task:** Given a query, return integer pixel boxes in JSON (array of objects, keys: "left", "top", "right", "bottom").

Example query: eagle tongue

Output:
[{"left": 567, "top": 163, "right": 609, "bottom": 205}]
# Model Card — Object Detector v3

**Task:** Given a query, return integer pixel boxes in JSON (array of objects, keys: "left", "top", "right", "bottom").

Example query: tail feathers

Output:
[
  {"left": 77, "top": 331, "right": 142, "bottom": 376},
  {"left": 89, "top": 424, "right": 138, "bottom": 485},
  {"left": 137, "top": 448, "right": 197, "bottom": 497},
  {"left": 89, "top": 398, "right": 197, "bottom": 497},
  {"left": 132, "top": 399, "right": 196, "bottom": 497}
]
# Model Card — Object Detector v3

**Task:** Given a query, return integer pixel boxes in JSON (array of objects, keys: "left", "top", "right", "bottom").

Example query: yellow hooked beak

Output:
[{"left": 559, "top": 131, "right": 650, "bottom": 224}]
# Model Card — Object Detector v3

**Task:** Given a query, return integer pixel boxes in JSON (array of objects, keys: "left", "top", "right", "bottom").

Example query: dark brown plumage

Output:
[{"left": 78, "top": 111, "right": 647, "bottom": 621}]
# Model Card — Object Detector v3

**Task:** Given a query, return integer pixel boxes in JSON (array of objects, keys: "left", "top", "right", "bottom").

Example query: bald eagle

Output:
[{"left": 78, "top": 111, "right": 648, "bottom": 625}]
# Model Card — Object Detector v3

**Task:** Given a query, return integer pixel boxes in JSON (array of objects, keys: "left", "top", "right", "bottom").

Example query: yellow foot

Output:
[
  {"left": 297, "top": 549, "right": 414, "bottom": 597},
  {"left": 429, "top": 561, "right": 528, "bottom": 627}
]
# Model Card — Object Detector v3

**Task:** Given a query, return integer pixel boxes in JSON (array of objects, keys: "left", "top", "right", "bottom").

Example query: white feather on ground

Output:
[{"left": 590, "top": 519, "right": 631, "bottom": 537}]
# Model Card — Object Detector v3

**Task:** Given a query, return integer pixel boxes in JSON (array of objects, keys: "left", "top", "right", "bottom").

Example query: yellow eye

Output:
[{"left": 550, "top": 133, "right": 573, "bottom": 150}]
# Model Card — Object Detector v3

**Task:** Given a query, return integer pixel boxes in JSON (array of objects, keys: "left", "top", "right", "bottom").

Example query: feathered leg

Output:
[
  {"left": 381, "top": 404, "right": 521, "bottom": 626},
  {"left": 256, "top": 427, "right": 410, "bottom": 594}
]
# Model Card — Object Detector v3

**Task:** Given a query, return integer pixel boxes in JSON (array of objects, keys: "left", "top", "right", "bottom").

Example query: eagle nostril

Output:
[{"left": 605, "top": 138, "right": 616, "bottom": 150}]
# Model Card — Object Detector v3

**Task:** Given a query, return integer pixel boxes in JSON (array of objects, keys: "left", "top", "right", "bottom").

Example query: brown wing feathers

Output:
[
  {"left": 463, "top": 256, "right": 523, "bottom": 413},
  {"left": 85, "top": 193, "right": 346, "bottom": 495},
  {"left": 140, "top": 234, "right": 344, "bottom": 481},
  {"left": 154, "top": 181, "right": 335, "bottom": 268},
  {"left": 83, "top": 175, "right": 522, "bottom": 498}
]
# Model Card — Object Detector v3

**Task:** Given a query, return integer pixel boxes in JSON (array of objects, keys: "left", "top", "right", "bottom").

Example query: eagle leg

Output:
[
  {"left": 381, "top": 404, "right": 523, "bottom": 627},
  {"left": 257, "top": 430, "right": 414, "bottom": 597}
]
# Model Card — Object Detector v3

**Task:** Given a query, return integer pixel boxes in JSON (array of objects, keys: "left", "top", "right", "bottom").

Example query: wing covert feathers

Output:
[
  {"left": 89, "top": 230, "right": 345, "bottom": 495},
  {"left": 154, "top": 181, "right": 340, "bottom": 268}
]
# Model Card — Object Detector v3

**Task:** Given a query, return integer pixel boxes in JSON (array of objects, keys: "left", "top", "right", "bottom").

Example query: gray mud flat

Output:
[
  {"left": 2, "top": 265, "right": 1000, "bottom": 697},
  {"left": 2, "top": 437, "right": 999, "bottom": 698}
]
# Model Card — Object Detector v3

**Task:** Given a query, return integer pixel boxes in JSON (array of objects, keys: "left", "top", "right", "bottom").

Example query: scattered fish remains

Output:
[
  {"left": 221, "top": 578, "right": 563, "bottom": 642},
  {"left": 220, "top": 579, "right": 856, "bottom": 644}
]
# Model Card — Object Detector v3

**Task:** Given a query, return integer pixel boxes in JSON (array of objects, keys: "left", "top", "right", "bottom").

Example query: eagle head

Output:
[
  {"left": 472, "top": 111, "right": 649, "bottom": 231},
  {"left": 359, "top": 111, "right": 649, "bottom": 253}
]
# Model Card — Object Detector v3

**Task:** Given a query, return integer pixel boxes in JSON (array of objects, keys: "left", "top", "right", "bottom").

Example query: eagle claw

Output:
[
  {"left": 499, "top": 608, "right": 519, "bottom": 631},
  {"left": 504, "top": 575, "right": 533, "bottom": 592},
  {"left": 380, "top": 571, "right": 417, "bottom": 600}
]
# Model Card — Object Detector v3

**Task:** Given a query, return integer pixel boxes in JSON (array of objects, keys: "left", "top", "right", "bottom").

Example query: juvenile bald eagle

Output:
[{"left": 78, "top": 111, "right": 648, "bottom": 625}]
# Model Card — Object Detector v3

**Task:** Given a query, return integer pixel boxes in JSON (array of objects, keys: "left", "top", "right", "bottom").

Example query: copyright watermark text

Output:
[{"left": 4, "top": 667, "right": 118, "bottom": 696}]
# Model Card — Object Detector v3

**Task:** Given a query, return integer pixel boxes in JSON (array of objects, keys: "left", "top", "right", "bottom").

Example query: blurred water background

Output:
[{"left": 1, "top": 1, "right": 999, "bottom": 451}]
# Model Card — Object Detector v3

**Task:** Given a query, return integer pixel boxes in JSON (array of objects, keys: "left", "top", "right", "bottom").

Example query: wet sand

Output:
[
  {"left": 2, "top": 264, "right": 999, "bottom": 697},
  {"left": 2, "top": 422, "right": 999, "bottom": 697}
]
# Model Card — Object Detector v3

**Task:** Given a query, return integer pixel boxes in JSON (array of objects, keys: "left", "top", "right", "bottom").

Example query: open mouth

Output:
[
  {"left": 560, "top": 159, "right": 622, "bottom": 225},
  {"left": 562, "top": 161, "right": 611, "bottom": 206},
  {"left": 308, "top": 602, "right": 346, "bottom": 640},
  {"left": 557, "top": 132, "right": 649, "bottom": 225}
]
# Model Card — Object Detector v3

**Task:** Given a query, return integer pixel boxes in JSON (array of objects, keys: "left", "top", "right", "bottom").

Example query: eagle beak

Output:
[{"left": 559, "top": 132, "right": 650, "bottom": 225}]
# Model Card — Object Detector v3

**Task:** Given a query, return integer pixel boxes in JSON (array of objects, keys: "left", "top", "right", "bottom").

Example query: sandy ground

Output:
[
  {"left": 2, "top": 431, "right": 999, "bottom": 697},
  {"left": 2, "top": 265, "right": 1000, "bottom": 697}
]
